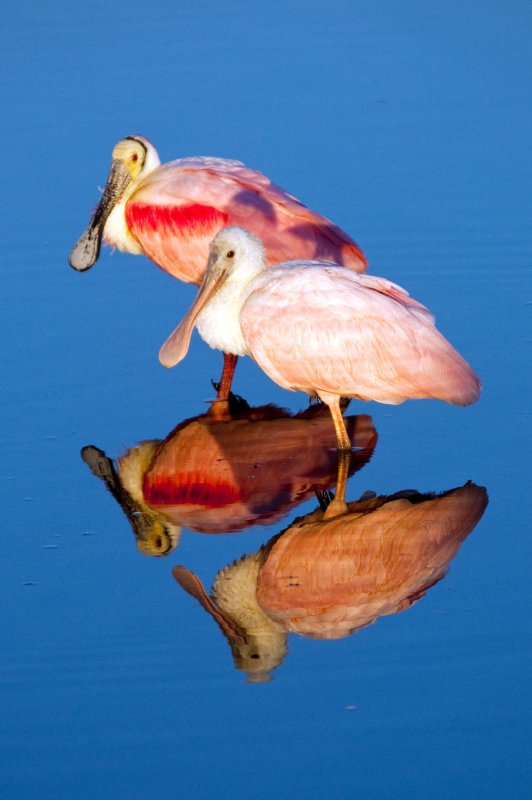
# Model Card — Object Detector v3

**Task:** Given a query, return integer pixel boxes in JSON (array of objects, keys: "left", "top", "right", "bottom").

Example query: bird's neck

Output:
[
  {"left": 103, "top": 178, "right": 145, "bottom": 255},
  {"left": 212, "top": 552, "right": 287, "bottom": 677},
  {"left": 103, "top": 152, "right": 161, "bottom": 255},
  {"left": 116, "top": 440, "right": 182, "bottom": 553},
  {"left": 117, "top": 440, "right": 161, "bottom": 505},
  {"left": 212, "top": 552, "right": 279, "bottom": 637},
  {"left": 196, "top": 257, "right": 266, "bottom": 357},
  {"left": 103, "top": 199, "right": 143, "bottom": 254}
]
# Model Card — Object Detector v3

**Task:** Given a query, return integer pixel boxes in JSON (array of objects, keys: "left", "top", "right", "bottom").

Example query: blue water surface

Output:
[{"left": 1, "top": 1, "right": 531, "bottom": 798}]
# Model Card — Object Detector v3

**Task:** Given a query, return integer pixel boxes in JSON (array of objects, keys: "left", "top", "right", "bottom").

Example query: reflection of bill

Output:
[
  {"left": 174, "top": 482, "right": 488, "bottom": 682},
  {"left": 81, "top": 402, "right": 377, "bottom": 554}
]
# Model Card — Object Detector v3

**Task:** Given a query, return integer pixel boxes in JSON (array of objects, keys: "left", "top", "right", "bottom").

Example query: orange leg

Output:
[
  {"left": 327, "top": 396, "right": 352, "bottom": 451},
  {"left": 217, "top": 353, "right": 238, "bottom": 401},
  {"left": 323, "top": 449, "right": 351, "bottom": 520},
  {"left": 207, "top": 353, "right": 238, "bottom": 422},
  {"left": 323, "top": 396, "right": 352, "bottom": 519}
]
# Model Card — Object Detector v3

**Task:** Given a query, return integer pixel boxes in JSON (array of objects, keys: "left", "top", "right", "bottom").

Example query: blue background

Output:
[{"left": 1, "top": 2, "right": 530, "bottom": 798}]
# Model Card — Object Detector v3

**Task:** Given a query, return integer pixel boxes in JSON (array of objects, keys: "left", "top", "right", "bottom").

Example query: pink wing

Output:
[
  {"left": 125, "top": 158, "right": 367, "bottom": 284},
  {"left": 256, "top": 483, "right": 488, "bottom": 638},
  {"left": 241, "top": 264, "right": 481, "bottom": 406},
  {"left": 141, "top": 409, "right": 376, "bottom": 533}
]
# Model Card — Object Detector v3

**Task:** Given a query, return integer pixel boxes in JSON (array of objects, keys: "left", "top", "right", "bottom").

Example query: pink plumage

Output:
[
  {"left": 124, "top": 157, "right": 367, "bottom": 284},
  {"left": 256, "top": 483, "right": 489, "bottom": 639},
  {"left": 69, "top": 137, "right": 367, "bottom": 400},
  {"left": 241, "top": 263, "right": 481, "bottom": 406},
  {"left": 158, "top": 226, "right": 481, "bottom": 462}
]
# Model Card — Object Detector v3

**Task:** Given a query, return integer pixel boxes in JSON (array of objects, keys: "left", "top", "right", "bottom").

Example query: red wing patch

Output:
[
  {"left": 126, "top": 202, "right": 229, "bottom": 236},
  {"left": 143, "top": 472, "right": 242, "bottom": 507}
]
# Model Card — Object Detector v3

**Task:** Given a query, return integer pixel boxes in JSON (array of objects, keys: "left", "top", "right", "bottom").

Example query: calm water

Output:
[{"left": 1, "top": 1, "right": 531, "bottom": 798}]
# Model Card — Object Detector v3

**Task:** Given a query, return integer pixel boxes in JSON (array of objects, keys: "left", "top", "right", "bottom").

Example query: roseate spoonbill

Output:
[
  {"left": 159, "top": 226, "right": 481, "bottom": 511},
  {"left": 174, "top": 482, "right": 488, "bottom": 681},
  {"left": 81, "top": 401, "right": 377, "bottom": 550},
  {"left": 82, "top": 443, "right": 181, "bottom": 556},
  {"left": 68, "top": 135, "right": 367, "bottom": 404}
]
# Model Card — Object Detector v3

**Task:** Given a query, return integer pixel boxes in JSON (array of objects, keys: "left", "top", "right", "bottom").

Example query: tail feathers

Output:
[
  {"left": 423, "top": 348, "right": 481, "bottom": 406},
  {"left": 447, "top": 367, "right": 481, "bottom": 406},
  {"left": 319, "top": 221, "right": 367, "bottom": 273}
]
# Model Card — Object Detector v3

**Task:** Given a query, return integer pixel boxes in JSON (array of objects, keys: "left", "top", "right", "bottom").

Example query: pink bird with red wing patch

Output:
[{"left": 69, "top": 135, "right": 366, "bottom": 401}]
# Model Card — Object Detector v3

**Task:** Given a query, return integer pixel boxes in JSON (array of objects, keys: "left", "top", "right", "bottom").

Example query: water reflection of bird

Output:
[
  {"left": 174, "top": 482, "right": 488, "bottom": 682},
  {"left": 160, "top": 227, "right": 481, "bottom": 512},
  {"left": 68, "top": 135, "right": 366, "bottom": 403},
  {"left": 81, "top": 401, "right": 377, "bottom": 553},
  {"left": 82, "top": 442, "right": 181, "bottom": 556}
]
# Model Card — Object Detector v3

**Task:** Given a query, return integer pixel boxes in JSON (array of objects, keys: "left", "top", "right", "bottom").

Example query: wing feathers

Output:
[
  {"left": 127, "top": 160, "right": 367, "bottom": 280},
  {"left": 241, "top": 265, "right": 480, "bottom": 405}
]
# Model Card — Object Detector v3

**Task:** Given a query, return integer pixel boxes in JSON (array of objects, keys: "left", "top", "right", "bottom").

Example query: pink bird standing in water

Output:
[
  {"left": 159, "top": 227, "right": 481, "bottom": 514},
  {"left": 69, "top": 135, "right": 366, "bottom": 404}
]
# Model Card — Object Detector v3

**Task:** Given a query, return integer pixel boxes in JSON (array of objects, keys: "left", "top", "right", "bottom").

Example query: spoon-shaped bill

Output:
[
  {"left": 173, "top": 565, "right": 245, "bottom": 643},
  {"left": 69, "top": 225, "right": 103, "bottom": 271},
  {"left": 159, "top": 262, "right": 226, "bottom": 367},
  {"left": 68, "top": 159, "right": 132, "bottom": 271},
  {"left": 81, "top": 445, "right": 180, "bottom": 554}
]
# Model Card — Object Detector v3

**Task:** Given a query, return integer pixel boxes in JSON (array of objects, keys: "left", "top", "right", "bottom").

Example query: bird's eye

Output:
[
  {"left": 131, "top": 153, "right": 139, "bottom": 163},
  {"left": 226, "top": 250, "right": 235, "bottom": 259}
]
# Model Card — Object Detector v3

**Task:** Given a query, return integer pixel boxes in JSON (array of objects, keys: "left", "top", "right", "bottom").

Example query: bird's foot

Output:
[
  {"left": 322, "top": 497, "right": 348, "bottom": 520},
  {"left": 206, "top": 398, "right": 232, "bottom": 422},
  {"left": 210, "top": 380, "right": 251, "bottom": 415}
]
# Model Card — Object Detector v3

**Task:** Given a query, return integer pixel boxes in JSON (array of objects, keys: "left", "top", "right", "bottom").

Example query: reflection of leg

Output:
[
  {"left": 207, "top": 398, "right": 231, "bottom": 421},
  {"left": 217, "top": 353, "right": 238, "bottom": 401},
  {"left": 334, "top": 449, "right": 351, "bottom": 505},
  {"left": 312, "top": 393, "right": 351, "bottom": 517},
  {"left": 323, "top": 448, "right": 351, "bottom": 520}
]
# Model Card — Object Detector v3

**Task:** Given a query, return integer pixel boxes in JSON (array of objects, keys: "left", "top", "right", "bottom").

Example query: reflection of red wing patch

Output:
[
  {"left": 126, "top": 202, "right": 229, "bottom": 236},
  {"left": 143, "top": 472, "right": 242, "bottom": 507}
]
